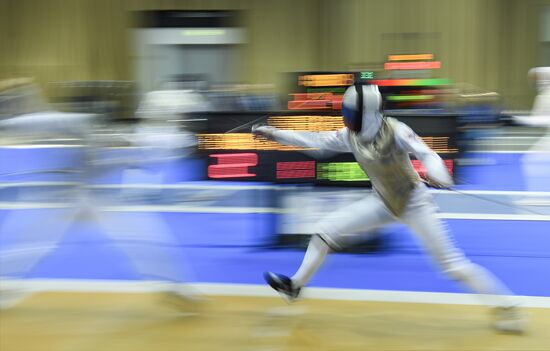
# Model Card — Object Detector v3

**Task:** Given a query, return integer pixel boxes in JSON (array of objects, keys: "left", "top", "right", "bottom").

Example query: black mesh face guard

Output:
[{"left": 342, "top": 84, "right": 363, "bottom": 132}]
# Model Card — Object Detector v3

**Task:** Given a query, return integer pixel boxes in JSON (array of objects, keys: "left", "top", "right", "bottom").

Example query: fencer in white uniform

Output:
[
  {"left": 514, "top": 68, "right": 550, "bottom": 191},
  {"left": 253, "top": 84, "right": 525, "bottom": 333},
  {"left": 0, "top": 86, "right": 200, "bottom": 312}
]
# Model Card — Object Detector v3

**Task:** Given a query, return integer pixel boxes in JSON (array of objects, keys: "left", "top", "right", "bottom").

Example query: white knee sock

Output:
[{"left": 291, "top": 235, "right": 330, "bottom": 288}]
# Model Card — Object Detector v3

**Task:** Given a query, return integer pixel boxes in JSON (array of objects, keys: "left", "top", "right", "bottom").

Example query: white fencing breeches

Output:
[{"left": 292, "top": 184, "right": 515, "bottom": 307}]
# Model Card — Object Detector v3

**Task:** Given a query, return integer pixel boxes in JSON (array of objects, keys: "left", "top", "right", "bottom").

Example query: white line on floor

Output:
[
  {"left": 1, "top": 202, "right": 549, "bottom": 220},
  {"left": 4, "top": 279, "right": 550, "bottom": 309},
  {"left": 2, "top": 181, "right": 550, "bottom": 196}
]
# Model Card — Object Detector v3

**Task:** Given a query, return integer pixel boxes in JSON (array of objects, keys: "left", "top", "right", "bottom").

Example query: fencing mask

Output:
[{"left": 342, "top": 84, "right": 383, "bottom": 142}]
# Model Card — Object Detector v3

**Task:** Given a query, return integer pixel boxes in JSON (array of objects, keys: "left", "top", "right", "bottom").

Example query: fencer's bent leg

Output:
[
  {"left": 291, "top": 195, "right": 394, "bottom": 288},
  {"left": 399, "top": 185, "right": 515, "bottom": 308}
]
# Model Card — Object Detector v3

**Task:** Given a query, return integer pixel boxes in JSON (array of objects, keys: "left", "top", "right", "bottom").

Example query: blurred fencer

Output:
[
  {"left": 0, "top": 84, "right": 200, "bottom": 311},
  {"left": 513, "top": 67, "right": 550, "bottom": 126},
  {"left": 528, "top": 67, "right": 550, "bottom": 120},
  {"left": 253, "top": 84, "right": 525, "bottom": 333},
  {"left": 0, "top": 78, "right": 95, "bottom": 139},
  {"left": 514, "top": 68, "right": 550, "bottom": 191}
]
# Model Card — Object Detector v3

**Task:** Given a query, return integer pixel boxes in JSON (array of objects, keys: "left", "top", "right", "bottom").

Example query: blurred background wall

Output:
[{"left": 0, "top": 0, "right": 546, "bottom": 109}]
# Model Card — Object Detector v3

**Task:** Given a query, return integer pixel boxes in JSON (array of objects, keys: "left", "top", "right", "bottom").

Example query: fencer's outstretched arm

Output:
[
  {"left": 394, "top": 122, "right": 454, "bottom": 188},
  {"left": 252, "top": 125, "right": 351, "bottom": 153}
]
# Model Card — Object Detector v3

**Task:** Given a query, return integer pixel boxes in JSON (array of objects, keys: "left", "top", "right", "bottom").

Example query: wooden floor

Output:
[{"left": 1, "top": 292, "right": 549, "bottom": 351}]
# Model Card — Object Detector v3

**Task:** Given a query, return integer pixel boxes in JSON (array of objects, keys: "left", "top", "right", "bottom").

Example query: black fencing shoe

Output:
[{"left": 264, "top": 272, "right": 301, "bottom": 302}]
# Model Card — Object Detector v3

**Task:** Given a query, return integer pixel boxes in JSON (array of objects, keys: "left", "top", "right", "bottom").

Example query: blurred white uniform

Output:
[
  {"left": 255, "top": 85, "right": 515, "bottom": 308},
  {"left": 513, "top": 68, "right": 550, "bottom": 191},
  {"left": 529, "top": 67, "right": 550, "bottom": 118},
  {"left": 0, "top": 88, "right": 197, "bottom": 288}
]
